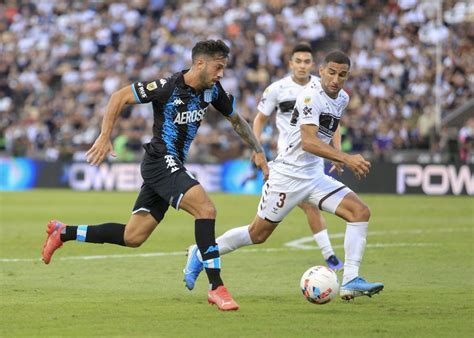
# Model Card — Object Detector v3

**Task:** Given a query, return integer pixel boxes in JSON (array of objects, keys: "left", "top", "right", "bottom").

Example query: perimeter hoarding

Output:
[{"left": 1, "top": 158, "right": 472, "bottom": 196}]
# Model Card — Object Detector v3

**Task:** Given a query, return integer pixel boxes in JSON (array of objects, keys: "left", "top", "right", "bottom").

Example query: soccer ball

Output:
[{"left": 300, "top": 265, "right": 339, "bottom": 304}]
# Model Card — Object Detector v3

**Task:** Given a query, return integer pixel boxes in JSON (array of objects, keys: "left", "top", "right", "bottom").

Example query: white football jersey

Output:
[
  {"left": 257, "top": 75, "right": 319, "bottom": 154},
  {"left": 272, "top": 79, "right": 350, "bottom": 179}
]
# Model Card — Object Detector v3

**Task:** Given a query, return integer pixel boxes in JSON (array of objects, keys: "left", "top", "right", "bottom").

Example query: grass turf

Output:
[{"left": 1, "top": 190, "right": 473, "bottom": 337}]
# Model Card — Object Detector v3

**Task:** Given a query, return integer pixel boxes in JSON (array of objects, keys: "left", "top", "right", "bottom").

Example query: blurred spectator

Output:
[
  {"left": 1, "top": 0, "right": 473, "bottom": 163},
  {"left": 459, "top": 118, "right": 474, "bottom": 163}
]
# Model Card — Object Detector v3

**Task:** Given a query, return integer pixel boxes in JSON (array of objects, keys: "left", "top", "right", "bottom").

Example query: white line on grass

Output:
[
  {"left": 1, "top": 227, "right": 467, "bottom": 263},
  {"left": 0, "top": 242, "right": 438, "bottom": 263},
  {"left": 285, "top": 227, "right": 471, "bottom": 250}
]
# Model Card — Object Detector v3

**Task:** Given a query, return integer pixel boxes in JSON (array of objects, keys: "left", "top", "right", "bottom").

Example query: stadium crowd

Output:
[{"left": 1, "top": 0, "right": 473, "bottom": 163}]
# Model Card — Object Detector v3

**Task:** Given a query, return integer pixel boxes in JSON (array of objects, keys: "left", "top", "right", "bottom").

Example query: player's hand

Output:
[
  {"left": 252, "top": 151, "right": 269, "bottom": 181},
  {"left": 85, "top": 135, "right": 116, "bottom": 166},
  {"left": 329, "top": 161, "right": 345, "bottom": 175},
  {"left": 345, "top": 154, "right": 370, "bottom": 180}
]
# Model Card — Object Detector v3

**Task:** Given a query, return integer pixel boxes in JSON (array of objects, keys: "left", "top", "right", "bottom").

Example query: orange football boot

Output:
[
  {"left": 207, "top": 286, "right": 239, "bottom": 311},
  {"left": 42, "top": 220, "right": 66, "bottom": 264}
]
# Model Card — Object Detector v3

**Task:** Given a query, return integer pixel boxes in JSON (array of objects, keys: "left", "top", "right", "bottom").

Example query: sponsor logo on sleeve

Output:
[
  {"left": 302, "top": 106, "right": 312, "bottom": 116},
  {"left": 146, "top": 81, "right": 158, "bottom": 91},
  {"left": 137, "top": 82, "right": 147, "bottom": 99},
  {"left": 159, "top": 79, "right": 167, "bottom": 87}
]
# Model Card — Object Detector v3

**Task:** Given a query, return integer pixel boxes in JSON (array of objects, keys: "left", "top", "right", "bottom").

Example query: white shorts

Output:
[{"left": 257, "top": 170, "right": 352, "bottom": 223}]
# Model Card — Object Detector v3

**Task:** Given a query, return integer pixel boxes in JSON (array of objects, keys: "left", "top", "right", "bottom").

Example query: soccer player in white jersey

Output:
[
  {"left": 184, "top": 50, "right": 384, "bottom": 301},
  {"left": 253, "top": 43, "right": 342, "bottom": 270}
]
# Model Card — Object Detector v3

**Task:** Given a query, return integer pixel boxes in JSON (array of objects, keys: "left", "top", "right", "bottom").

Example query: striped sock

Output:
[
  {"left": 76, "top": 225, "right": 88, "bottom": 242},
  {"left": 203, "top": 254, "right": 221, "bottom": 269},
  {"left": 195, "top": 219, "right": 223, "bottom": 290},
  {"left": 60, "top": 223, "right": 125, "bottom": 246}
]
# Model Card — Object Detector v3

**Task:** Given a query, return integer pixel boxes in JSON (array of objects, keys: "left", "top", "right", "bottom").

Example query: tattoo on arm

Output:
[{"left": 229, "top": 114, "right": 264, "bottom": 153}]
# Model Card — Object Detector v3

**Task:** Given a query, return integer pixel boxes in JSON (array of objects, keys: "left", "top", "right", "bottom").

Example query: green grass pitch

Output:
[{"left": 1, "top": 190, "right": 473, "bottom": 337}]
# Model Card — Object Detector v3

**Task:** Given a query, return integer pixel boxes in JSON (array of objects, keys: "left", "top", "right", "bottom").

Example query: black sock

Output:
[
  {"left": 60, "top": 226, "right": 77, "bottom": 242},
  {"left": 195, "top": 219, "right": 223, "bottom": 290},
  {"left": 60, "top": 223, "right": 126, "bottom": 246}
]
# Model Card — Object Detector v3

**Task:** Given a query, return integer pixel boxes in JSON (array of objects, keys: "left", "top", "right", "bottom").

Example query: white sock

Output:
[
  {"left": 197, "top": 225, "right": 253, "bottom": 261},
  {"left": 313, "top": 229, "right": 334, "bottom": 260},
  {"left": 342, "top": 222, "right": 368, "bottom": 285}
]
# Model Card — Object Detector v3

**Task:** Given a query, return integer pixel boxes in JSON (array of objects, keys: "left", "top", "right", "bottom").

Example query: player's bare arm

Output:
[
  {"left": 86, "top": 85, "right": 136, "bottom": 166},
  {"left": 300, "top": 124, "right": 370, "bottom": 179},
  {"left": 226, "top": 113, "right": 269, "bottom": 180},
  {"left": 329, "top": 125, "right": 345, "bottom": 175},
  {"left": 252, "top": 112, "right": 270, "bottom": 142}
]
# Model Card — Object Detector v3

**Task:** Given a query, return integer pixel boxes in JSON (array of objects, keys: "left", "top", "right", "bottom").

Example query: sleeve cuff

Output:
[{"left": 131, "top": 84, "right": 141, "bottom": 103}]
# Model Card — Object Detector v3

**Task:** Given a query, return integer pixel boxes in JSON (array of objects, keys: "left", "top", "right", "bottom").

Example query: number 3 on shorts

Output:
[{"left": 276, "top": 193, "right": 286, "bottom": 208}]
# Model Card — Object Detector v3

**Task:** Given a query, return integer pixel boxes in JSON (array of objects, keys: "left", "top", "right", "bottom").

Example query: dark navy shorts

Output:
[{"left": 132, "top": 153, "right": 199, "bottom": 222}]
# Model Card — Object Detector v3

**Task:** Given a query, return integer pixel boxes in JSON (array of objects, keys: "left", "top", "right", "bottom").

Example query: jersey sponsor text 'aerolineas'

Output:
[{"left": 131, "top": 71, "right": 235, "bottom": 162}]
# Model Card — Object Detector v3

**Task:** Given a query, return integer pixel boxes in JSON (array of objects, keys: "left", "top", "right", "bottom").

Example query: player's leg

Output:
[
  {"left": 334, "top": 192, "right": 370, "bottom": 285},
  {"left": 308, "top": 176, "right": 383, "bottom": 299},
  {"left": 179, "top": 184, "right": 238, "bottom": 311},
  {"left": 298, "top": 202, "right": 343, "bottom": 270},
  {"left": 42, "top": 184, "right": 165, "bottom": 264},
  {"left": 183, "top": 220, "right": 255, "bottom": 291},
  {"left": 184, "top": 174, "right": 303, "bottom": 291},
  {"left": 212, "top": 214, "right": 280, "bottom": 256},
  {"left": 42, "top": 216, "right": 158, "bottom": 264},
  {"left": 188, "top": 214, "right": 279, "bottom": 258},
  {"left": 185, "top": 214, "right": 279, "bottom": 290},
  {"left": 334, "top": 192, "right": 383, "bottom": 299},
  {"left": 190, "top": 176, "right": 300, "bottom": 261},
  {"left": 42, "top": 219, "right": 127, "bottom": 264},
  {"left": 179, "top": 184, "right": 222, "bottom": 289}
]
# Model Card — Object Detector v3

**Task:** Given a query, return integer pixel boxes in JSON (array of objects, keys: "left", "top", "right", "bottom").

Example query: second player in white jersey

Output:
[
  {"left": 184, "top": 50, "right": 384, "bottom": 304},
  {"left": 257, "top": 75, "right": 319, "bottom": 153},
  {"left": 251, "top": 43, "right": 344, "bottom": 271},
  {"left": 185, "top": 51, "right": 384, "bottom": 300},
  {"left": 273, "top": 79, "right": 350, "bottom": 179}
]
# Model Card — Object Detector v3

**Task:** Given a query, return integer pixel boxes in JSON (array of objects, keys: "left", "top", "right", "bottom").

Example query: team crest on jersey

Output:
[
  {"left": 304, "top": 96, "right": 312, "bottom": 104},
  {"left": 302, "top": 106, "right": 312, "bottom": 116},
  {"left": 204, "top": 89, "right": 213, "bottom": 103},
  {"left": 146, "top": 81, "right": 157, "bottom": 91}
]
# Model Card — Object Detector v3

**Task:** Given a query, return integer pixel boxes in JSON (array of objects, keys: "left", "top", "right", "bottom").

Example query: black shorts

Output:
[{"left": 132, "top": 153, "right": 199, "bottom": 222}]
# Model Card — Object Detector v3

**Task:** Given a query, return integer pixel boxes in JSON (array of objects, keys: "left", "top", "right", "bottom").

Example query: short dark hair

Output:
[
  {"left": 324, "top": 51, "right": 351, "bottom": 67},
  {"left": 192, "top": 40, "right": 230, "bottom": 62},
  {"left": 291, "top": 43, "right": 313, "bottom": 56}
]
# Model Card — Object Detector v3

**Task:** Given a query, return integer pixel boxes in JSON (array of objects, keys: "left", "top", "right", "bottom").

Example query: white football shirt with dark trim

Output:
[
  {"left": 257, "top": 75, "right": 319, "bottom": 154},
  {"left": 272, "top": 79, "right": 349, "bottom": 179}
]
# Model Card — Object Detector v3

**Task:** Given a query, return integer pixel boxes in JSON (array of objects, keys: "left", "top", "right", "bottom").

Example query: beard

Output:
[{"left": 198, "top": 67, "right": 214, "bottom": 89}]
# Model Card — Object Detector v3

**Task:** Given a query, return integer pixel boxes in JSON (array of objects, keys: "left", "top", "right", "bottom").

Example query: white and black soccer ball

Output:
[{"left": 300, "top": 265, "right": 339, "bottom": 305}]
